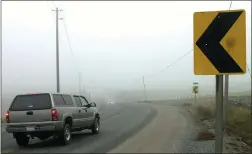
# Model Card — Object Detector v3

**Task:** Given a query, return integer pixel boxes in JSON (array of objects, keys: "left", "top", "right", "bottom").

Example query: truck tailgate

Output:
[
  {"left": 9, "top": 109, "right": 52, "bottom": 123},
  {"left": 8, "top": 93, "right": 53, "bottom": 123}
]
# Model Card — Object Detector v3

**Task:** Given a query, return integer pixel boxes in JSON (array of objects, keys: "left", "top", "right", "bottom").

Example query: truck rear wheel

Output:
[
  {"left": 15, "top": 133, "right": 29, "bottom": 146},
  {"left": 91, "top": 117, "right": 100, "bottom": 134},
  {"left": 58, "top": 124, "right": 72, "bottom": 145}
]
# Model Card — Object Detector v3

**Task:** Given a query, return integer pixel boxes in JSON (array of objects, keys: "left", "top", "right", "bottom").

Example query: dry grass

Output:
[
  {"left": 194, "top": 102, "right": 251, "bottom": 146},
  {"left": 1, "top": 117, "right": 6, "bottom": 123},
  {"left": 226, "top": 106, "right": 252, "bottom": 146},
  {"left": 194, "top": 102, "right": 215, "bottom": 120}
]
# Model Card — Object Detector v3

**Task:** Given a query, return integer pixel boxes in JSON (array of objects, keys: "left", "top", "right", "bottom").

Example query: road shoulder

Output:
[
  {"left": 182, "top": 104, "right": 252, "bottom": 153},
  {"left": 109, "top": 104, "right": 189, "bottom": 153}
]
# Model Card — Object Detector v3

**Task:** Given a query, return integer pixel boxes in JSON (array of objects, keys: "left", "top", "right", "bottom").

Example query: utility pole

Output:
[
  {"left": 89, "top": 92, "right": 91, "bottom": 102},
  {"left": 142, "top": 76, "right": 147, "bottom": 101},
  {"left": 79, "top": 72, "right": 82, "bottom": 94},
  {"left": 52, "top": 8, "right": 63, "bottom": 93},
  {"left": 194, "top": 91, "right": 196, "bottom": 103}
]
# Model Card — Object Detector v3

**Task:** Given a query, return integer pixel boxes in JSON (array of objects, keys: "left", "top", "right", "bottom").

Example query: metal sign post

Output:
[
  {"left": 194, "top": 91, "right": 196, "bottom": 104},
  {"left": 215, "top": 75, "right": 224, "bottom": 153},
  {"left": 193, "top": 9, "right": 246, "bottom": 154}
]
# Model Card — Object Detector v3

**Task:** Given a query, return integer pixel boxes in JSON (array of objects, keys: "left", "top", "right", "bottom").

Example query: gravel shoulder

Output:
[
  {"left": 182, "top": 104, "right": 252, "bottom": 153},
  {"left": 110, "top": 101, "right": 251, "bottom": 153}
]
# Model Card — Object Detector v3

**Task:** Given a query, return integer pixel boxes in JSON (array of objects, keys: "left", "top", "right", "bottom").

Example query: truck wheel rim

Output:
[
  {"left": 65, "top": 127, "right": 71, "bottom": 141},
  {"left": 96, "top": 120, "right": 99, "bottom": 131}
]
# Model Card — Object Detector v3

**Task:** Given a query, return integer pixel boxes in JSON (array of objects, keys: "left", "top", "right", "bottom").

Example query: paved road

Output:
[
  {"left": 1, "top": 102, "right": 156, "bottom": 153},
  {"left": 110, "top": 103, "right": 190, "bottom": 153}
]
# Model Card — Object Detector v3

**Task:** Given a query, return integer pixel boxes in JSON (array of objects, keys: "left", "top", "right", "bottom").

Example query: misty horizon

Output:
[{"left": 1, "top": 1, "right": 251, "bottom": 114}]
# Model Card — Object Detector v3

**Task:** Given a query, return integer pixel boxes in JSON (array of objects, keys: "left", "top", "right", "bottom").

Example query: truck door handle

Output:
[
  {"left": 27, "top": 111, "right": 33, "bottom": 115},
  {"left": 82, "top": 108, "right": 87, "bottom": 112},
  {"left": 78, "top": 109, "right": 81, "bottom": 113}
]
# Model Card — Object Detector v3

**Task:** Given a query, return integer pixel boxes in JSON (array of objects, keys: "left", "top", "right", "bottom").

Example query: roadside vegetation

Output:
[
  {"left": 194, "top": 101, "right": 251, "bottom": 146},
  {"left": 226, "top": 106, "right": 251, "bottom": 146},
  {"left": 1, "top": 116, "right": 6, "bottom": 123}
]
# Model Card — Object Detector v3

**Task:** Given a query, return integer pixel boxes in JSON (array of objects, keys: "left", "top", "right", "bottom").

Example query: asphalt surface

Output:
[
  {"left": 110, "top": 104, "right": 188, "bottom": 153},
  {"left": 1, "top": 102, "right": 156, "bottom": 153}
]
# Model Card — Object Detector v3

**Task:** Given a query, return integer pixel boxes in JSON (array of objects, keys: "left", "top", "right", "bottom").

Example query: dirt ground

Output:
[{"left": 187, "top": 105, "right": 252, "bottom": 153}]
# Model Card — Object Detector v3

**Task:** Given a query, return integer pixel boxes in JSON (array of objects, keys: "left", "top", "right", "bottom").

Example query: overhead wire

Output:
[
  {"left": 51, "top": 1, "right": 57, "bottom": 8},
  {"left": 48, "top": 2, "right": 80, "bottom": 71},
  {"left": 139, "top": 49, "right": 193, "bottom": 80},
  {"left": 134, "top": 49, "right": 193, "bottom": 89},
  {"left": 139, "top": 0, "right": 242, "bottom": 89},
  {"left": 61, "top": 17, "right": 73, "bottom": 55},
  {"left": 49, "top": 1, "right": 250, "bottom": 87},
  {"left": 159, "top": 50, "right": 193, "bottom": 73},
  {"left": 49, "top": 3, "right": 194, "bottom": 88},
  {"left": 62, "top": 15, "right": 81, "bottom": 73}
]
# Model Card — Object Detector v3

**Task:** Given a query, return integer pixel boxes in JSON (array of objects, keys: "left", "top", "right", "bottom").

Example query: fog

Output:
[{"left": 1, "top": 1, "right": 251, "bottom": 113}]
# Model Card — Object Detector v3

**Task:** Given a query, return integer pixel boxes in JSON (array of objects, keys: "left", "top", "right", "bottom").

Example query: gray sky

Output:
[{"left": 2, "top": 1, "right": 251, "bottom": 99}]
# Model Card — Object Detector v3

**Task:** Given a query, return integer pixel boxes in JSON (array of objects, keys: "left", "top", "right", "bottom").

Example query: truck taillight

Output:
[
  {"left": 5, "top": 111, "right": 10, "bottom": 123},
  {"left": 51, "top": 109, "right": 58, "bottom": 121}
]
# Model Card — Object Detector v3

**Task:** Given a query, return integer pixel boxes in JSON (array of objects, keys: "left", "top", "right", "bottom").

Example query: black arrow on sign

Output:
[
  {"left": 196, "top": 11, "right": 243, "bottom": 73},
  {"left": 193, "top": 87, "right": 197, "bottom": 92}
]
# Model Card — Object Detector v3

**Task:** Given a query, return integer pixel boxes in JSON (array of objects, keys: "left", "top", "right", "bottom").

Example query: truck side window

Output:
[
  {"left": 80, "top": 96, "right": 88, "bottom": 106},
  {"left": 74, "top": 96, "right": 82, "bottom": 107},
  {"left": 62, "top": 95, "right": 74, "bottom": 106},
  {"left": 53, "top": 94, "right": 65, "bottom": 106}
]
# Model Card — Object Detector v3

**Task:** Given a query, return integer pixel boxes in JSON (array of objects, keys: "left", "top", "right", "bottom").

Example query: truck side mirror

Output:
[{"left": 90, "top": 102, "right": 96, "bottom": 107}]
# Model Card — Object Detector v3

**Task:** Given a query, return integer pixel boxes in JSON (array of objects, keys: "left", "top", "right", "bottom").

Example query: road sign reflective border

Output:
[{"left": 194, "top": 9, "right": 246, "bottom": 75}]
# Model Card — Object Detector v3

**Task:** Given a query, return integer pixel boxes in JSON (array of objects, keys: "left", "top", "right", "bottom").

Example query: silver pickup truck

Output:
[{"left": 5, "top": 93, "right": 100, "bottom": 146}]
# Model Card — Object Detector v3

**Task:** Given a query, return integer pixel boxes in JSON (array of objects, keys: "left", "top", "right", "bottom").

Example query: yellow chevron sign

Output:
[
  {"left": 193, "top": 9, "right": 246, "bottom": 75},
  {"left": 193, "top": 86, "right": 199, "bottom": 94}
]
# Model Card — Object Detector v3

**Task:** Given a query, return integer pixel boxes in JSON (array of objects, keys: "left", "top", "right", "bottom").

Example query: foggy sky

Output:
[{"left": 1, "top": 1, "right": 251, "bottom": 103}]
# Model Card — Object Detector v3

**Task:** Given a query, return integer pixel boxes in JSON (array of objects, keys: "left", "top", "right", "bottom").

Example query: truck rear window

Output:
[{"left": 9, "top": 94, "right": 52, "bottom": 111}]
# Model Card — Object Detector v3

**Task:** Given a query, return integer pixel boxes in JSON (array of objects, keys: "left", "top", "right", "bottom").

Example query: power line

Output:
[
  {"left": 139, "top": 49, "right": 193, "bottom": 79},
  {"left": 140, "top": 49, "right": 193, "bottom": 81},
  {"left": 159, "top": 50, "right": 193, "bottom": 73},
  {"left": 48, "top": 2, "right": 80, "bottom": 69},
  {"left": 61, "top": 19, "right": 73, "bottom": 53},
  {"left": 60, "top": 13, "right": 81, "bottom": 71},
  {"left": 50, "top": 2, "right": 73, "bottom": 55},
  {"left": 51, "top": 1, "right": 57, "bottom": 8},
  {"left": 143, "top": 1, "right": 231, "bottom": 77},
  {"left": 138, "top": 49, "right": 193, "bottom": 96}
]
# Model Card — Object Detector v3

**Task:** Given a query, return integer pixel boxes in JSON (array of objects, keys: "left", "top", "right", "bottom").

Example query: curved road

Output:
[{"left": 1, "top": 102, "right": 157, "bottom": 153}]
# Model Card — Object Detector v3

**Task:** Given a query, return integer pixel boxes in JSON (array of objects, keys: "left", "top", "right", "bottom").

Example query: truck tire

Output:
[
  {"left": 58, "top": 124, "right": 71, "bottom": 145},
  {"left": 91, "top": 117, "right": 100, "bottom": 134},
  {"left": 15, "top": 133, "right": 29, "bottom": 146}
]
